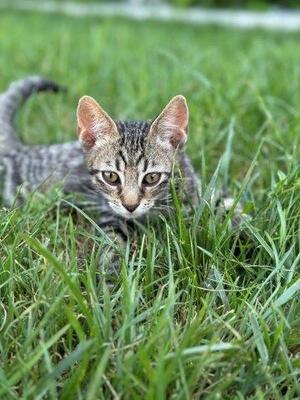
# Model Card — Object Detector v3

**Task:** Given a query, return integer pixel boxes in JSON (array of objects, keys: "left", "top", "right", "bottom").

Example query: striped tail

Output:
[{"left": 0, "top": 76, "right": 62, "bottom": 151}]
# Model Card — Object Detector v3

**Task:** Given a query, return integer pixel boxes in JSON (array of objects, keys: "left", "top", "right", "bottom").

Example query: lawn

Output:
[{"left": 0, "top": 9, "right": 300, "bottom": 399}]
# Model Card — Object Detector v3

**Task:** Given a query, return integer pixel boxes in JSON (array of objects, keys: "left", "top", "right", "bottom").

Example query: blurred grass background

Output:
[{"left": 0, "top": 8, "right": 300, "bottom": 399}]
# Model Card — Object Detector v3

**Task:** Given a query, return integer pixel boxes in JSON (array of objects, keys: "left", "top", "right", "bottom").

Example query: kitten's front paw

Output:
[
  {"left": 98, "top": 247, "right": 122, "bottom": 286},
  {"left": 213, "top": 190, "right": 247, "bottom": 227}
]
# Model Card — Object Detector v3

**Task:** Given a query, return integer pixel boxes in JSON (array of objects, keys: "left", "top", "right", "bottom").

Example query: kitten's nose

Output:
[{"left": 123, "top": 203, "right": 139, "bottom": 213}]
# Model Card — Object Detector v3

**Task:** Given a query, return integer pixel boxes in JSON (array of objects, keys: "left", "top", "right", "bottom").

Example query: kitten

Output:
[{"left": 0, "top": 77, "right": 199, "bottom": 273}]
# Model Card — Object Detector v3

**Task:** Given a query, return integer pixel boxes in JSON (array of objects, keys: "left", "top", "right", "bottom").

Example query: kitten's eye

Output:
[
  {"left": 102, "top": 171, "right": 120, "bottom": 185},
  {"left": 143, "top": 173, "right": 161, "bottom": 186}
]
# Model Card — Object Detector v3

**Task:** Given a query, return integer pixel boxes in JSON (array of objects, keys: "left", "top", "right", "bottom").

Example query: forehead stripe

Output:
[
  {"left": 142, "top": 159, "right": 149, "bottom": 172},
  {"left": 135, "top": 153, "right": 144, "bottom": 166},
  {"left": 118, "top": 150, "right": 127, "bottom": 166},
  {"left": 115, "top": 158, "right": 121, "bottom": 171}
]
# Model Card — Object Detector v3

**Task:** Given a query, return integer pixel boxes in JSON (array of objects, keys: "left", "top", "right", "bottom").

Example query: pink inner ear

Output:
[
  {"left": 79, "top": 127, "right": 96, "bottom": 149},
  {"left": 175, "top": 104, "right": 188, "bottom": 131},
  {"left": 169, "top": 129, "right": 186, "bottom": 147},
  {"left": 78, "top": 112, "right": 97, "bottom": 149}
]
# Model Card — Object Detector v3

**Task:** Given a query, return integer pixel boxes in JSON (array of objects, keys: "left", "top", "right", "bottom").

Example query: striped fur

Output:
[
  {"left": 76, "top": 94, "right": 199, "bottom": 223},
  {"left": 0, "top": 76, "right": 60, "bottom": 151},
  {"left": 0, "top": 77, "right": 200, "bottom": 275},
  {"left": 0, "top": 77, "right": 86, "bottom": 207},
  {"left": 0, "top": 77, "right": 240, "bottom": 277}
]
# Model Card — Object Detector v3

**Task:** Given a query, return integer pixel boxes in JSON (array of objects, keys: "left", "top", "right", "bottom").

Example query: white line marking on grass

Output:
[{"left": 2, "top": 1, "right": 300, "bottom": 31}]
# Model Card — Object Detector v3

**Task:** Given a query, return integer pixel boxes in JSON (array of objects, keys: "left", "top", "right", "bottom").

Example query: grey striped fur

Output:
[
  {"left": 0, "top": 77, "right": 200, "bottom": 273},
  {"left": 0, "top": 77, "right": 239, "bottom": 276},
  {"left": 0, "top": 77, "right": 87, "bottom": 207},
  {"left": 0, "top": 76, "right": 60, "bottom": 150}
]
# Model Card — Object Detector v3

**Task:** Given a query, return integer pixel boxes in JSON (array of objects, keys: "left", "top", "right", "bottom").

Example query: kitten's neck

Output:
[{"left": 177, "top": 151, "right": 200, "bottom": 203}]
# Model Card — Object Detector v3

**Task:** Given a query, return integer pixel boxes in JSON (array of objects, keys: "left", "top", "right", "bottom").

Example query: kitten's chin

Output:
[{"left": 116, "top": 208, "right": 146, "bottom": 220}]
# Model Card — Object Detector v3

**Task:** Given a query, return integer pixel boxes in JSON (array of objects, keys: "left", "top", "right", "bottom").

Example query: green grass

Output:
[{"left": 0, "top": 9, "right": 300, "bottom": 399}]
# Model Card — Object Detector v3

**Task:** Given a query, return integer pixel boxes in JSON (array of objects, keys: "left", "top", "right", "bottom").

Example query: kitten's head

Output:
[{"left": 77, "top": 95, "right": 189, "bottom": 219}]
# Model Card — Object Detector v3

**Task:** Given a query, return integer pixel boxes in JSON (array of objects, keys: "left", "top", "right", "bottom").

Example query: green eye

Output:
[
  {"left": 143, "top": 173, "right": 161, "bottom": 186},
  {"left": 102, "top": 171, "right": 120, "bottom": 185}
]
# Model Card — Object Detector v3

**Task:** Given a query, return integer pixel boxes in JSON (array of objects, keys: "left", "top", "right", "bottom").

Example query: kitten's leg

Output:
[
  {"left": 1, "top": 154, "right": 22, "bottom": 207},
  {"left": 97, "top": 212, "right": 128, "bottom": 279},
  {"left": 67, "top": 181, "right": 129, "bottom": 281},
  {"left": 213, "top": 189, "right": 245, "bottom": 226}
]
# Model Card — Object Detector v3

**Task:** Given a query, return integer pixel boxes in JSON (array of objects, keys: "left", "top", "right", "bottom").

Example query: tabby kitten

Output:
[{"left": 0, "top": 77, "right": 199, "bottom": 272}]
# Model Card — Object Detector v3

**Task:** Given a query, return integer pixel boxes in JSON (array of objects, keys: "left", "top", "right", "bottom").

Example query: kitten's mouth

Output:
[
  {"left": 108, "top": 201, "right": 147, "bottom": 220},
  {"left": 121, "top": 206, "right": 146, "bottom": 220}
]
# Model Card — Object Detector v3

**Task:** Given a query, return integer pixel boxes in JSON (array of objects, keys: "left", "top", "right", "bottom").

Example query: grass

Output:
[{"left": 0, "top": 9, "right": 300, "bottom": 399}]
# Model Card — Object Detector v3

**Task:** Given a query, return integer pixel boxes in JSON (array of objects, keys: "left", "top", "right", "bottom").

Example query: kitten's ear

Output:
[
  {"left": 77, "top": 96, "right": 118, "bottom": 149},
  {"left": 149, "top": 95, "right": 189, "bottom": 148}
]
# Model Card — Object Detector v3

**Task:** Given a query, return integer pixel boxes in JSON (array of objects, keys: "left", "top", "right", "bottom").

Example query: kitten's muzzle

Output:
[{"left": 123, "top": 203, "right": 139, "bottom": 213}]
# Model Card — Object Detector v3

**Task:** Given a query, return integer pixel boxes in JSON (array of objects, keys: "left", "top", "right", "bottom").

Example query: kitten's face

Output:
[{"left": 77, "top": 96, "right": 188, "bottom": 219}]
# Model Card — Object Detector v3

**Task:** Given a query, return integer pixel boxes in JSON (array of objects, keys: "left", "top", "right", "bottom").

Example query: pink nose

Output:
[{"left": 123, "top": 203, "right": 139, "bottom": 212}]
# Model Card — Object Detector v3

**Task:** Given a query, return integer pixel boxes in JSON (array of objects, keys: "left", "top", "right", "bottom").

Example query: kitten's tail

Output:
[{"left": 0, "top": 76, "right": 62, "bottom": 151}]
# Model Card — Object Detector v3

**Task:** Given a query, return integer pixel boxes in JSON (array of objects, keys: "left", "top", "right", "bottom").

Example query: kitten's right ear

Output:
[{"left": 77, "top": 96, "right": 118, "bottom": 150}]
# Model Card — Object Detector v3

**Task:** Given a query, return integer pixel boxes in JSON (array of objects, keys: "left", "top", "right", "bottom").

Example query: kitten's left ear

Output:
[{"left": 149, "top": 95, "right": 189, "bottom": 148}]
